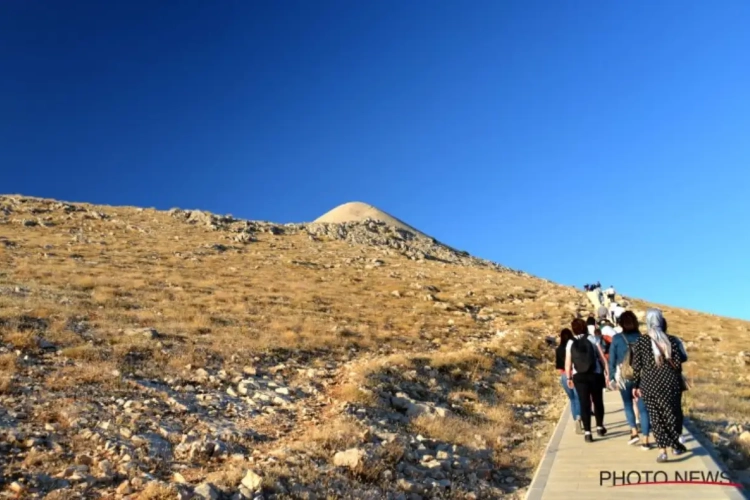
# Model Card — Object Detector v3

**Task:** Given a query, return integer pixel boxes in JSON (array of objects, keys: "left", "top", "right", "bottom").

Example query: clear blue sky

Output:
[{"left": 2, "top": 1, "right": 749, "bottom": 320}]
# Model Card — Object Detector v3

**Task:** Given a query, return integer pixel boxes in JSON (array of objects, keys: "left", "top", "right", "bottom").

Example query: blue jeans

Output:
[
  {"left": 620, "top": 381, "right": 650, "bottom": 436},
  {"left": 560, "top": 373, "right": 581, "bottom": 420}
]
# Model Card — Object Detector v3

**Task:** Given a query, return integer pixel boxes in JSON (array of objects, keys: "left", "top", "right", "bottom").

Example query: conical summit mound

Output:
[{"left": 314, "top": 201, "right": 427, "bottom": 237}]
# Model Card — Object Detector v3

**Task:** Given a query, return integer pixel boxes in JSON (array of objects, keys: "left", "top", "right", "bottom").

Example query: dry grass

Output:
[
  {"left": 138, "top": 483, "right": 177, "bottom": 499},
  {"left": 203, "top": 461, "right": 251, "bottom": 489},
  {"left": 44, "top": 362, "right": 118, "bottom": 391},
  {"left": 295, "top": 416, "right": 366, "bottom": 458}
]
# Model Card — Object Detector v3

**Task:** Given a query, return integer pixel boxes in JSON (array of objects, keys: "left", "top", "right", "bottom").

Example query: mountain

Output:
[
  {"left": 314, "top": 201, "right": 427, "bottom": 237},
  {"left": 0, "top": 194, "right": 748, "bottom": 498}
]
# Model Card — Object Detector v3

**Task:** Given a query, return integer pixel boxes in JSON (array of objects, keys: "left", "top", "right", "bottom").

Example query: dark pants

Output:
[
  {"left": 607, "top": 294, "right": 615, "bottom": 302},
  {"left": 573, "top": 372, "right": 605, "bottom": 432}
]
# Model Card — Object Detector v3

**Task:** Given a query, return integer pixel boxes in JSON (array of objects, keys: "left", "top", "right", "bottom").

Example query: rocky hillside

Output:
[{"left": 0, "top": 195, "right": 748, "bottom": 499}]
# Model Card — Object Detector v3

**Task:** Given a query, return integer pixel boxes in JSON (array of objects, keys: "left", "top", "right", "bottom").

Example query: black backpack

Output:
[{"left": 571, "top": 336, "right": 596, "bottom": 374}]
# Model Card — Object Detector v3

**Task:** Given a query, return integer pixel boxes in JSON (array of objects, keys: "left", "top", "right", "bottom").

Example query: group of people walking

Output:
[{"left": 555, "top": 302, "right": 690, "bottom": 463}]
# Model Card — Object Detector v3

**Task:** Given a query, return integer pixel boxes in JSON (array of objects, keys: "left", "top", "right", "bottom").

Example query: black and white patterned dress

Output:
[{"left": 631, "top": 334, "right": 683, "bottom": 449}]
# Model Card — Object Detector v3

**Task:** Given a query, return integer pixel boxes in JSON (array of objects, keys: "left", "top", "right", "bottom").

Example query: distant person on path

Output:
[
  {"left": 565, "top": 318, "right": 609, "bottom": 442},
  {"left": 605, "top": 285, "right": 616, "bottom": 303},
  {"left": 556, "top": 328, "right": 582, "bottom": 434},
  {"left": 632, "top": 308, "right": 688, "bottom": 462},
  {"left": 584, "top": 284, "right": 591, "bottom": 292},
  {"left": 613, "top": 303, "right": 625, "bottom": 324},
  {"left": 599, "top": 319, "right": 616, "bottom": 360},
  {"left": 608, "top": 311, "right": 651, "bottom": 449},
  {"left": 597, "top": 304, "right": 609, "bottom": 322},
  {"left": 608, "top": 301, "right": 619, "bottom": 324},
  {"left": 586, "top": 316, "right": 597, "bottom": 338}
]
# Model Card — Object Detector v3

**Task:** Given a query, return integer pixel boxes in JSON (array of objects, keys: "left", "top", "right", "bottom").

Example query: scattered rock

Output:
[
  {"left": 116, "top": 480, "right": 133, "bottom": 495},
  {"left": 333, "top": 448, "right": 366, "bottom": 469},
  {"left": 241, "top": 470, "right": 263, "bottom": 492},
  {"left": 194, "top": 482, "right": 221, "bottom": 500}
]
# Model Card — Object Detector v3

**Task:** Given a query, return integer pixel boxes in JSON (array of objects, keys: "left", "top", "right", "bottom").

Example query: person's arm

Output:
[
  {"left": 565, "top": 343, "right": 574, "bottom": 387},
  {"left": 670, "top": 337, "right": 684, "bottom": 368},
  {"left": 607, "top": 336, "right": 619, "bottom": 383},
  {"left": 597, "top": 344, "right": 608, "bottom": 380},
  {"left": 677, "top": 338, "right": 688, "bottom": 362},
  {"left": 632, "top": 338, "right": 643, "bottom": 397}
]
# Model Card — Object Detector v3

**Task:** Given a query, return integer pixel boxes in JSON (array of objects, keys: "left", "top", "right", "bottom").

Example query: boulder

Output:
[{"left": 333, "top": 448, "right": 366, "bottom": 469}]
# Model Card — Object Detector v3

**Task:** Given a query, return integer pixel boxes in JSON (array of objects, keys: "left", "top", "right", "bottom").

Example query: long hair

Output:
[
  {"left": 571, "top": 318, "right": 587, "bottom": 336},
  {"left": 559, "top": 328, "right": 574, "bottom": 346}
]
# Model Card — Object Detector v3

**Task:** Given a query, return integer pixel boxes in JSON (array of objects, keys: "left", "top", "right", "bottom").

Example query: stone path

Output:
[{"left": 525, "top": 389, "right": 748, "bottom": 499}]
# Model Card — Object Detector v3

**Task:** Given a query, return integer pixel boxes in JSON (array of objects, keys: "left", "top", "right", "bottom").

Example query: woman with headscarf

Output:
[{"left": 631, "top": 308, "right": 688, "bottom": 462}]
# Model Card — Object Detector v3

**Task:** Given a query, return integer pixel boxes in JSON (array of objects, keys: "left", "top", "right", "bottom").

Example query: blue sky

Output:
[{"left": 1, "top": 1, "right": 749, "bottom": 319}]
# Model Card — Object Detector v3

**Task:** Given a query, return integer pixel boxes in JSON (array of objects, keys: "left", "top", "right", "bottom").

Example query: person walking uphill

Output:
[
  {"left": 631, "top": 308, "right": 688, "bottom": 462},
  {"left": 555, "top": 328, "right": 583, "bottom": 434},
  {"left": 608, "top": 311, "right": 651, "bottom": 449},
  {"left": 565, "top": 318, "right": 609, "bottom": 442}
]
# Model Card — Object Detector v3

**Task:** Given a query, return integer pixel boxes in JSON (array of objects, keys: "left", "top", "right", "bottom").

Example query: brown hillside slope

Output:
[{"left": 0, "top": 194, "right": 748, "bottom": 499}]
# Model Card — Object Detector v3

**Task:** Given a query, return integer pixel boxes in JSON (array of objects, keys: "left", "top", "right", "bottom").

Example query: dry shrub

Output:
[
  {"left": 204, "top": 460, "right": 251, "bottom": 488},
  {"left": 429, "top": 349, "right": 493, "bottom": 382},
  {"left": 23, "top": 449, "right": 52, "bottom": 468},
  {"left": 44, "top": 362, "right": 117, "bottom": 391},
  {"left": 138, "top": 482, "right": 177, "bottom": 499},
  {"left": 412, "top": 404, "right": 516, "bottom": 452},
  {"left": 60, "top": 344, "right": 106, "bottom": 362},
  {"left": 429, "top": 349, "right": 492, "bottom": 371},
  {"left": 333, "top": 382, "right": 376, "bottom": 405},
  {"left": 301, "top": 416, "right": 364, "bottom": 455},
  {"left": 0, "top": 353, "right": 18, "bottom": 372},
  {"left": 3, "top": 329, "right": 37, "bottom": 350},
  {"left": 0, "top": 374, "right": 13, "bottom": 394}
]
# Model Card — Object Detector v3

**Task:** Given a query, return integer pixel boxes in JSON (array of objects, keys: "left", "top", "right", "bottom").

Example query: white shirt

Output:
[
  {"left": 614, "top": 305, "right": 625, "bottom": 319},
  {"left": 600, "top": 325, "right": 616, "bottom": 339},
  {"left": 606, "top": 287, "right": 615, "bottom": 295},
  {"left": 566, "top": 334, "right": 602, "bottom": 375}
]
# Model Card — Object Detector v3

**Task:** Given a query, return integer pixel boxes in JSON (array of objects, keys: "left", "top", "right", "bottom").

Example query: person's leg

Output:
[
  {"left": 637, "top": 395, "right": 651, "bottom": 440},
  {"left": 591, "top": 374, "right": 605, "bottom": 429},
  {"left": 561, "top": 374, "right": 580, "bottom": 420},
  {"left": 573, "top": 375, "right": 593, "bottom": 434},
  {"left": 634, "top": 398, "right": 641, "bottom": 425},
  {"left": 645, "top": 394, "right": 671, "bottom": 460},
  {"left": 620, "top": 384, "right": 638, "bottom": 431}
]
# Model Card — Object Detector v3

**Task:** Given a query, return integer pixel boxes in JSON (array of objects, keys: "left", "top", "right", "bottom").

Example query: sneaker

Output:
[
  {"left": 584, "top": 433, "right": 594, "bottom": 443},
  {"left": 628, "top": 435, "right": 640, "bottom": 445},
  {"left": 596, "top": 426, "right": 607, "bottom": 437},
  {"left": 640, "top": 443, "right": 652, "bottom": 451},
  {"left": 657, "top": 452, "right": 668, "bottom": 463}
]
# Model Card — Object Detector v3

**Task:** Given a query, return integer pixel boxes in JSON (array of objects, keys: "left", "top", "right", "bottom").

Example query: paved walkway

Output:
[
  {"left": 586, "top": 290, "right": 604, "bottom": 309},
  {"left": 525, "top": 389, "right": 748, "bottom": 499}
]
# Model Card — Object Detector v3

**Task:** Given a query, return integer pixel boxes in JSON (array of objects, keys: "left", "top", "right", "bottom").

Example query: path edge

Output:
[
  {"left": 523, "top": 401, "right": 570, "bottom": 500},
  {"left": 682, "top": 417, "right": 750, "bottom": 500}
]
